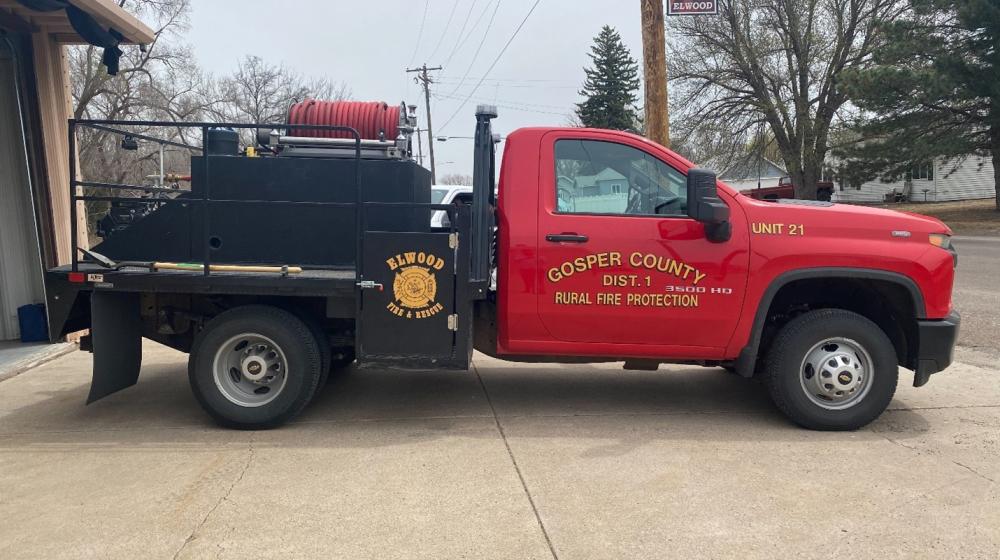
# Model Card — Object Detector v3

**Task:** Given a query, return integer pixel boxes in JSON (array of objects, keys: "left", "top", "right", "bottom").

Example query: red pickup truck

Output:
[
  {"left": 742, "top": 176, "right": 835, "bottom": 201},
  {"left": 48, "top": 106, "right": 959, "bottom": 432}
]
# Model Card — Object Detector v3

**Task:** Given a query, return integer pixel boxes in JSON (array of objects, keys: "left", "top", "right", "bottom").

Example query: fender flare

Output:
[{"left": 734, "top": 268, "right": 925, "bottom": 377}]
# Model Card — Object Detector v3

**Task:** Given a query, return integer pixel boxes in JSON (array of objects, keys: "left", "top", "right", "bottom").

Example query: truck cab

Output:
[
  {"left": 481, "top": 123, "right": 958, "bottom": 430},
  {"left": 47, "top": 105, "right": 959, "bottom": 432}
]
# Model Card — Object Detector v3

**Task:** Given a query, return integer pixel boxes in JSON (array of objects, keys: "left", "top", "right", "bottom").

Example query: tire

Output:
[
  {"left": 764, "top": 309, "right": 898, "bottom": 431},
  {"left": 188, "top": 305, "right": 322, "bottom": 429},
  {"left": 304, "top": 318, "right": 332, "bottom": 389}
]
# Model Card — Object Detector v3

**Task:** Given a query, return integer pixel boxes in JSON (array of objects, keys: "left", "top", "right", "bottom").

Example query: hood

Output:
[{"left": 738, "top": 196, "right": 953, "bottom": 236}]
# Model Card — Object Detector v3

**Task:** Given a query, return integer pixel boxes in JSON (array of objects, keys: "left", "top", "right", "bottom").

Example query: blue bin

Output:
[{"left": 17, "top": 303, "right": 48, "bottom": 343}]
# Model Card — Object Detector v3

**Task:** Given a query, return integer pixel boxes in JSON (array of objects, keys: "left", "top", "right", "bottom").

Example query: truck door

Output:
[{"left": 535, "top": 132, "right": 748, "bottom": 351}]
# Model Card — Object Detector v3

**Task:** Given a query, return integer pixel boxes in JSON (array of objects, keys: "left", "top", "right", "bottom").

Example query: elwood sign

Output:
[{"left": 667, "top": 0, "right": 718, "bottom": 15}]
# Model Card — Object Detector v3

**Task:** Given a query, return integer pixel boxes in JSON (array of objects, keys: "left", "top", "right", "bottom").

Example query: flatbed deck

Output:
[{"left": 50, "top": 264, "right": 357, "bottom": 297}]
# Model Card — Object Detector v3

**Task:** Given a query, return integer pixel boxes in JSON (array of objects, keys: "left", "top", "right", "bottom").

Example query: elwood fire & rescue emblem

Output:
[{"left": 385, "top": 251, "right": 446, "bottom": 319}]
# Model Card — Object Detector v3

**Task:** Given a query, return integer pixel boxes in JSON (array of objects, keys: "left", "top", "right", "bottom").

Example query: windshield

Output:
[{"left": 430, "top": 189, "right": 448, "bottom": 204}]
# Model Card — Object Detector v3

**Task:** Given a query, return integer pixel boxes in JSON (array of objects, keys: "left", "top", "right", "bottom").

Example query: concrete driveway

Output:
[{"left": 1, "top": 341, "right": 998, "bottom": 559}]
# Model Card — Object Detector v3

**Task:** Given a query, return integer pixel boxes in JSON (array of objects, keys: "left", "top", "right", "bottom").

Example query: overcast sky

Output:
[{"left": 189, "top": 0, "right": 648, "bottom": 179}]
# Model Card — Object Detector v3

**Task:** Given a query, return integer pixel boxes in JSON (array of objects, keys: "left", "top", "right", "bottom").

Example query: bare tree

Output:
[
  {"left": 668, "top": 0, "right": 904, "bottom": 198},
  {"left": 206, "top": 55, "right": 349, "bottom": 125},
  {"left": 69, "top": 0, "right": 201, "bottom": 237},
  {"left": 69, "top": 2, "right": 349, "bottom": 238},
  {"left": 439, "top": 173, "right": 473, "bottom": 185}
]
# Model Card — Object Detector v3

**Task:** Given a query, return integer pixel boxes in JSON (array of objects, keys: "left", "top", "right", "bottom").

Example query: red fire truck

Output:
[{"left": 46, "top": 103, "right": 959, "bottom": 432}]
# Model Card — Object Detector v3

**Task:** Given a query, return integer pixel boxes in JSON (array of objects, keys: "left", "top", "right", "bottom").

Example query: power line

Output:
[
  {"left": 436, "top": 80, "right": 580, "bottom": 90},
  {"left": 444, "top": 0, "right": 502, "bottom": 97},
  {"left": 438, "top": 75, "right": 576, "bottom": 84},
  {"left": 427, "top": 0, "right": 460, "bottom": 61},
  {"left": 433, "top": 93, "right": 569, "bottom": 116},
  {"left": 434, "top": 91, "right": 567, "bottom": 111},
  {"left": 408, "top": 0, "right": 430, "bottom": 66},
  {"left": 444, "top": 0, "right": 492, "bottom": 69},
  {"left": 442, "top": 0, "right": 478, "bottom": 67},
  {"left": 439, "top": 0, "right": 544, "bottom": 132}
]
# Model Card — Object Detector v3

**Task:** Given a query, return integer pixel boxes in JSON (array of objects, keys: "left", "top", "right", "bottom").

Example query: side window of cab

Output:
[{"left": 554, "top": 139, "right": 687, "bottom": 217}]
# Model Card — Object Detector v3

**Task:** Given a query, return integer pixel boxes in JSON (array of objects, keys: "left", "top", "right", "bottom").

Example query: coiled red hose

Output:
[{"left": 288, "top": 100, "right": 401, "bottom": 140}]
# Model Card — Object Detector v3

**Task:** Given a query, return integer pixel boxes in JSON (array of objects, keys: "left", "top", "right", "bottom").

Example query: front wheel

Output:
[
  {"left": 189, "top": 305, "right": 322, "bottom": 429},
  {"left": 764, "top": 309, "right": 898, "bottom": 430}
]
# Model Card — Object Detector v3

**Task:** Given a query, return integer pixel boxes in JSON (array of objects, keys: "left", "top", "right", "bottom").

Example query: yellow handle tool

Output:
[{"left": 151, "top": 262, "right": 303, "bottom": 274}]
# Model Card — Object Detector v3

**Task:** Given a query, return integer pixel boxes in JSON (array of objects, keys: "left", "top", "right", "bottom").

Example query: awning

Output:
[{"left": 0, "top": 0, "right": 154, "bottom": 74}]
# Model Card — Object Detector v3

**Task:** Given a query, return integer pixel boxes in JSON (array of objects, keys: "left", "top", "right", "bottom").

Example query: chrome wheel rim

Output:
[
  {"left": 799, "top": 337, "right": 873, "bottom": 410},
  {"left": 212, "top": 333, "right": 288, "bottom": 407}
]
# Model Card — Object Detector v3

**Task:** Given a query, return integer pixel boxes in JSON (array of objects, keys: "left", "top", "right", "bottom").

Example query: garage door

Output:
[{"left": 0, "top": 39, "right": 45, "bottom": 340}]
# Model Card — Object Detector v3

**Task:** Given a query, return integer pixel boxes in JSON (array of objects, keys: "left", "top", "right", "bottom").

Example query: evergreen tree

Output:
[
  {"left": 576, "top": 26, "right": 641, "bottom": 132},
  {"left": 842, "top": 0, "right": 1000, "bottom": 210}
]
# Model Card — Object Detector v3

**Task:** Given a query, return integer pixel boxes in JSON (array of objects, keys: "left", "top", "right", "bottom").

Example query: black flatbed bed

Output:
[{"left": 50, "top": 264, "right": 357, "bottom": 297}]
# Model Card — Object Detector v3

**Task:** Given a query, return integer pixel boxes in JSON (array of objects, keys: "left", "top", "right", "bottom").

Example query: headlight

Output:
[{"left": 929, "top": 233, "right": 952, "bottom": 249}]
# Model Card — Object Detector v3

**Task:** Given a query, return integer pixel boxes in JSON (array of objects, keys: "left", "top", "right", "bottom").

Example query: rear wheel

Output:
[
  {"left": 764, "top": 309, "right": 898, "bottom": 430},
  {"left": 304, "top": 318, "right": 332, "bottom": 390},
  {"left": 189, "top": 305, "right": 322, "bottom": 429}
]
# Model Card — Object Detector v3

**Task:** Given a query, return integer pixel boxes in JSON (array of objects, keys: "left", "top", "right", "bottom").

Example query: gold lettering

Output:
[
  {"left": 625, "top": 293, "right": 699, "bottom": 308},
  {"left": 596, "top": 292, "right": 621, "bottom": 305},
  {"left": 554, "top": 292, "right": 592, "bottom": 305},
  {"left": 752, "top": 222, "right": 787, "bottom": 235}
]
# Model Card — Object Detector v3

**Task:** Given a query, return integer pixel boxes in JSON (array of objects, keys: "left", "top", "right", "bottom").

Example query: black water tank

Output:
[{"left": 206, "top": 128, "right": 239, "bottom": 155}]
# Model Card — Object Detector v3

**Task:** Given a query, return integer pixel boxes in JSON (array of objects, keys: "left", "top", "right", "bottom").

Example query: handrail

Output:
[
  {"left": 69, "top": 119, "right": 364, "bottom": 275},
  {"left": 68, "top": 118, "right": 461, "bottom": 276}
]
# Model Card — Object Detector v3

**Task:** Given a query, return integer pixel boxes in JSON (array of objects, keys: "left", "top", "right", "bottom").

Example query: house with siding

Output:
[
  {"left": 559, "top": 168, "right": 629, "bottom": 213},
  {"left": 831, "top": 156, "right": 996, "bottom": 204},
  {"left": 718, "top": 157, "right": 788, "bottom": 192},
  {"left": 711, "top": 151, "right": 994, "bottom": 204}
]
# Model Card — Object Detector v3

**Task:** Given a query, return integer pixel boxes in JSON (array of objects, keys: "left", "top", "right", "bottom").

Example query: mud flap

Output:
[{"left": 87, "top": 291, "right": 142, "bottom": 403}]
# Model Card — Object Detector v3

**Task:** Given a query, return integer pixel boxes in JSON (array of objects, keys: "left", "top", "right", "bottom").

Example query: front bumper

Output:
[{"left": 913, "top": 310, "right": 961, "bottom": 387}]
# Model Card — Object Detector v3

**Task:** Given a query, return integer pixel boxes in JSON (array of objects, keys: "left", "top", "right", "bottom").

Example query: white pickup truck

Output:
[{"left": 430, "top": 184, "right": 473, "bottom": 228}]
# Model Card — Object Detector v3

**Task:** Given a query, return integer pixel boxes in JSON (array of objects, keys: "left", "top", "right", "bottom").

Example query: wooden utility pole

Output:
[
  {"left": 641, "top": 0, "right": 670, "bottom": 148},
  {"left": 415, "top": 127, "right": 425, "bottom": 166},
  {"left": 406, "top": 64, "right": 442, "bottom": 182}
]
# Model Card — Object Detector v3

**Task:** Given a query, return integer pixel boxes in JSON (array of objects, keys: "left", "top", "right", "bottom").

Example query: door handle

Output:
[{"left": 546, "top": 233, "right": 589, "bottom": 243}]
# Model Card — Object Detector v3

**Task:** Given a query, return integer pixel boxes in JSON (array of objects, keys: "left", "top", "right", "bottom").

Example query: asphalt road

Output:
[{"left": 952, "top": 236, "right": 1000, "bottom": 363}]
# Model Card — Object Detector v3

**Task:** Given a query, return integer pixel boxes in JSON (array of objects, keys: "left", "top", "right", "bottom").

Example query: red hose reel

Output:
[{"left": 288, "top": 100, "right": 402, "bottom": 141}]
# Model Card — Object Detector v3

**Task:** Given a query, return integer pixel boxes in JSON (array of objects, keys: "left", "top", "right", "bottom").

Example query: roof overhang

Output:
[{"left": 0, "top": 0, "right": 154, "bottom": 44}]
